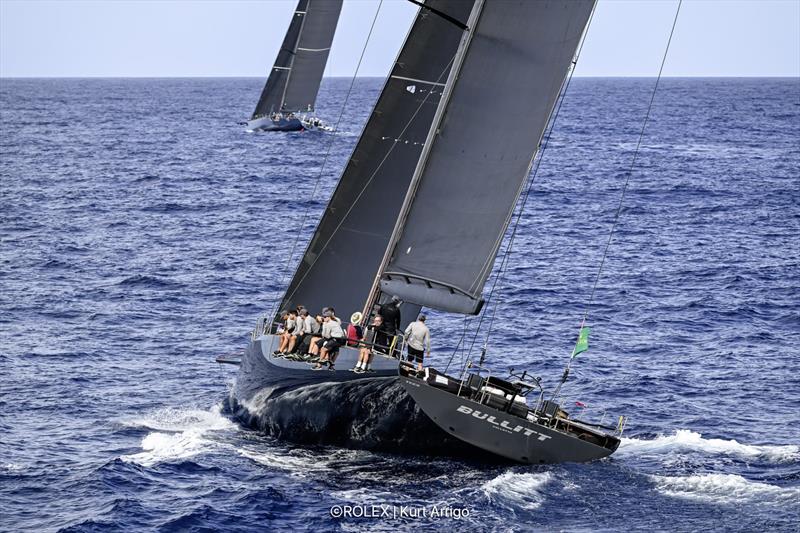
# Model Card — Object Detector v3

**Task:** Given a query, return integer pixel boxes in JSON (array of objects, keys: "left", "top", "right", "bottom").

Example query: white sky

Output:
[{"left": 1, "top": 0, "right": 798, "bottom": 77}]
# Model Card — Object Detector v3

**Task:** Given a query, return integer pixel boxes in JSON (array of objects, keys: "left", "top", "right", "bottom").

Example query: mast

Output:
[
  {"left": 374, "top": 0, "right": 597, "bottom": 315},
  {"left": 275, "top": 1, "right": 475, "bottom": 321},
  {"left": 278, "top": 0, "right": 310, "bottom": 113},
  {"left": 363, "top": 0, "right": 485, "bottom": 318}
]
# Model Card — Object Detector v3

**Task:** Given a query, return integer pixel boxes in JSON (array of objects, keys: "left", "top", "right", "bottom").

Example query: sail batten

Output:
[{"left": 379, "top": 0, "right": 596, "bottom": 315}]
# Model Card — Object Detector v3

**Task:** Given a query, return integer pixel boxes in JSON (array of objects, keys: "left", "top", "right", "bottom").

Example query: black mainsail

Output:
[
  {"left": 277, "top": 0, "right": 475, "bottom": 318},
  {"left": 249, "top": 0, "right": 342, "bottom": 128},
  {"left": 379, "top": 0, "right": 596, "bottom": 315}
]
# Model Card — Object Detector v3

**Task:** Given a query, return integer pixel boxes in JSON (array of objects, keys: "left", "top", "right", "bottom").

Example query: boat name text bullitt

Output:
[{"left": 456, "top": 405, "right": 552, "bottom": 441}]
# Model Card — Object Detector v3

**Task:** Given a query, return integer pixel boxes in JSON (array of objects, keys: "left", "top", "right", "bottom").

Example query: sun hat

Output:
[{"left": 350, "top": 311, "right": 363, "bottom": 324}]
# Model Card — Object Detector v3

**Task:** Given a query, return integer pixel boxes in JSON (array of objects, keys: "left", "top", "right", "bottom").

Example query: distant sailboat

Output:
[
  {"left": 246, "top": 0, "right": 342, "bottom": 132},
  {"left": 228, "top": 0, "right": 630, "bottom": 464}
]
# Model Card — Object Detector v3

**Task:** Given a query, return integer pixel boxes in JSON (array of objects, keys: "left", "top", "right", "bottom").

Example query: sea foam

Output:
[
  {"left": 619, "top": 429, "right": 799, "bottom": 463},
  {"left": 651, "top": 473, "right": 800, "bottom": 505},
  {"left": 481, "top": 471, "right": 553, "bottom": 511},
  {"left": 120, "top": 405, "right": 235, "bottom": 467}
]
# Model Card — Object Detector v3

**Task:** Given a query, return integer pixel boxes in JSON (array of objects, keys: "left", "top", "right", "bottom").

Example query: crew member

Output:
[
  {"left": 404, "top": 314, "right": 430, "bottom": 372},
  {"left": 376, "top": 295, "right": 401, "bottom": 355}
]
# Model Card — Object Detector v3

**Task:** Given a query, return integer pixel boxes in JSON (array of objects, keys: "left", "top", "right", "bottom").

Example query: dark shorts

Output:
[
  {"left": 407, "top": 346, "right": 424, "bottom": 363},
  {"left": 323, "top": 337, "right": 345, "bottom": 353},
  {"left": 315, "top": 338, "right": 326, "bottom": 350}
]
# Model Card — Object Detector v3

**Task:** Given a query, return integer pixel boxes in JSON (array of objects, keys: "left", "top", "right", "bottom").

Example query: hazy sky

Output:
[{"left": 1, "top": 0, "right": 798, "bottom": 78}]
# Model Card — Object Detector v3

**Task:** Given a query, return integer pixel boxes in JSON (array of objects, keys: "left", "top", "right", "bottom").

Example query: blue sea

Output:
[{"left": 1, "top": 77, "right": 799, "bottom": 531}]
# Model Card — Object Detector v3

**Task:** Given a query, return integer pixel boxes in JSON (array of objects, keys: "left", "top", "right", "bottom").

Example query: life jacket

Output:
[{"left": 346, "top": 324, "right": 363, "bottom": 347}]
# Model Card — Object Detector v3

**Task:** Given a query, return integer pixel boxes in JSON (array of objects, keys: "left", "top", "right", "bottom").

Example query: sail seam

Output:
[{"left": 390, "top": 75, "right": 446, "bottom": 87}]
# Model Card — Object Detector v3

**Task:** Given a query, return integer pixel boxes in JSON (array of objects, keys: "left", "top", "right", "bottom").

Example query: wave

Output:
[
  {"left": 1, "top": 463, "right": 26, "bottom": 474},
  {"left": 651, "top": 473, "right": 800, "bottom": 505},
  {"left": 481, "top": 471, "right": 553, "bottom": 511},
  {"left": 117, "top": 274, "right": 183, "bottom": 289},
  {"left": 619, "top": 429, "right": 799, "bottom": 463},
  {"left": 124, "top": 405, "right": 235, "bottom": 433},
  {"left": 236, "top": 445, "right": 363, "bottom": 476},
  {"left": 120, "top": 405, "right": 235, "bottom": 467}
]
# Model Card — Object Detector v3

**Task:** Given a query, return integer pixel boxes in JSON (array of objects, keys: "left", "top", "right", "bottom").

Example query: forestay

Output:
[
  {"left": 381, "top": 0, "right": 595, "bottom": 314},
  {"left": 277, "top": 0, "right": 474, "bottom": 320}
]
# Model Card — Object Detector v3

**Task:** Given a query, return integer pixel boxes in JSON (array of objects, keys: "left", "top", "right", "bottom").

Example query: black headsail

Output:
[
  {"left": 251, "top": 0, "right": 343, "bottom": 119},
  {"left": 379, "top": 0, "right": 596, "bottom": 315},
  {"left": 277, "top": 0, "right": 475, "bottom": 320}
]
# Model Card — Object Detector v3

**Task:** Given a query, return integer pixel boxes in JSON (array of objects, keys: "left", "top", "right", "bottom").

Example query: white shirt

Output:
[{"left": 404, "top": 321, "right": 430, "bottom": 352}]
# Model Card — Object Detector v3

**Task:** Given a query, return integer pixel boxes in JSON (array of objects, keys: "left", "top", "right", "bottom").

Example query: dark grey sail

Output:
[
  {"left": 251, "top": 0, "right": 342, "bottom": 120},
  {"left": 277, "top": 0, "right": 475, "bottom": 319},
  {"left": 252, "top": 0, "right": 307, "bottom": 119},
  {"left": 281, "top": 0, "right": 342, "bottom": 112},
  {"left": 380, "top": 0, "right": 595, "bottom": 315}
]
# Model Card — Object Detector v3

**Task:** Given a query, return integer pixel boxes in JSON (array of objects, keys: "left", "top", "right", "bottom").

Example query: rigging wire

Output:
[
  {"left": 269, "top": 0, "right": 385, "bottom": 316},
  {"left": 444, "top": 315, "right": 471, "bottom": 373},
  {"left": 460, "top": 2, "right": 599, "bottom": 374},
  {"left": 278, "top": 53, "right": 460, "bottom": 307},
  {"left": 552, "top": 0, "right": 683, "bottom": 398}
]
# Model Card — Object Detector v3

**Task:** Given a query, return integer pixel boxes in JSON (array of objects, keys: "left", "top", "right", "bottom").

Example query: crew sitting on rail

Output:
[
  {"left": 274, "top": 309, "right": 297, "bottom": 355},
  {"left": 306, "top": 313, "right": 325, "bottom": 357},
  {"left": 295, "top": 309, "right": 320, "bottom": 357},
  {"left": 346, "top": 312, "right": 364, "bottom": 348},
  {"left": 285, "top": 306, "right": 307, "bottom": 355},
  {"left": 352, "top": 314, "right": 382, "bottom": 374},
  {"left": 308, "top": 307, "right": 340, "bottom": 358},
  {"left": 313, "top": 311, "right": 346, "bottom": 371}
]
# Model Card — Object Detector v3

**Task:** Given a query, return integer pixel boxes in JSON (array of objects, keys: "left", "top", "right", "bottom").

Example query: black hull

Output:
[
  {"left": 399, "top": 372, "right": 619, "bottom": 464},
  {"left": 232, "top": 335, "right": 399, "bottom": 402},
  {"left": 229, "top": 335, "right": 492, "bottom": 458},
  {"left": 246, "top": 117, "right": 304, "bottom": 132}
]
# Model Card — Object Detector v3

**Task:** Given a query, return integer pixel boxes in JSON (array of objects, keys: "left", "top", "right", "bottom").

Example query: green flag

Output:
[{"left": 572, "top": 327, "right": 590, "bottom": 358}]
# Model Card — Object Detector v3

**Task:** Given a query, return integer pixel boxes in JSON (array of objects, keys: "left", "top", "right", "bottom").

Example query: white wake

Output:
[
  {"left": 651, "top": 473, "right": 800, "bottom": 505},
  {"left": 619, "top": 429, "right": 799, "bottom": 463},
  {"left": 120, "top": 404, "right": 236, "bottom": 467},
  {"left": 481, "top": 471, "right": 554, "bottom": 511}
]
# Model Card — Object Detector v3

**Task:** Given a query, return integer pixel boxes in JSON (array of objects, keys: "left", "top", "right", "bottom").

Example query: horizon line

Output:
[{"left": 2, "top": 75, "right": 798, "bottom": 80}]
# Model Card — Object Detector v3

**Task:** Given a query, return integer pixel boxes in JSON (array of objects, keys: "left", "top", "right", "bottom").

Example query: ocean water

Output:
[{"left": 1, "top": 77, "right": 798, "bottom": 531}]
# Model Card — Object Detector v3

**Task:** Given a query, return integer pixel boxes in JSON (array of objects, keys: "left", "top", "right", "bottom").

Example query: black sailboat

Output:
[
  {"left": 246, "top": 0, "right": 342, "bottom": 132},
  {"left": 229, "top": 0, "right": 625, "bottom": 464}
]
